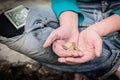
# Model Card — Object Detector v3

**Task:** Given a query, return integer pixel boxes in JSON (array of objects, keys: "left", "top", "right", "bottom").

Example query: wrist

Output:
[
  {"left": 89, "top": 14, "right": 120, "bottom": 37},
  {"left": 89, "top": 24, "right": 105, "bottom": 37},
  {"left": 59, "top": 11, "right": 79, "bottom": 30}
]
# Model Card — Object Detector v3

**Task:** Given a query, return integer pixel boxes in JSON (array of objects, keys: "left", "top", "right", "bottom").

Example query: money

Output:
[
  {"left": 4, "top": 5, "right": 29, "bottom": 29},
  {"left": 62, "top": 42, "right": 78, "bottom": 50}
]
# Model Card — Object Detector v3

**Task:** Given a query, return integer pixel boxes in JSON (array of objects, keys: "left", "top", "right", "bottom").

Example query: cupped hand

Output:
[
  {"left": 43, "top": 26, "right": 83, "bottom": 57},
  {"left": 58, "top": 27, "right": 102, "bottom": 64}
]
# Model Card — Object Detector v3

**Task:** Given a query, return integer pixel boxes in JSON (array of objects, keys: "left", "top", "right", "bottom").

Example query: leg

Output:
[
  {"left": 0, "top": 6, "right": 59, "bottom": 64},
  {"left": 101, "top": 32, "right": 120, "bottom": 79}
]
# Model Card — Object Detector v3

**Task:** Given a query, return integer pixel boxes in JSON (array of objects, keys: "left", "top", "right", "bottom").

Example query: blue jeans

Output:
[{"left": 0, "top": 1, "right": 120, "bottom": 79}]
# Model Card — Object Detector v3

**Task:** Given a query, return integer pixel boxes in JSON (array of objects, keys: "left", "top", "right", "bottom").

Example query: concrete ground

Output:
[{"left": 0, "top": 0, "right": 50, "bottom": 63}]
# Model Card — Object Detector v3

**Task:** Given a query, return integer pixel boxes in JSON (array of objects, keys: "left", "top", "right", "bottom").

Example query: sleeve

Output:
[
  {"left": 110, "top": 9, "right": 120, "bottom": 16},
  {"left": 112, "top": 9, "right": 120, "bottom": 15},
  {"left": 51, "top": 0, "right": 84, "bottom": 24}
]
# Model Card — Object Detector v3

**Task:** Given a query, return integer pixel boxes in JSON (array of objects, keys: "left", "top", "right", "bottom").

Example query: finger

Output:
[
  {"left": 43, "top": 31, "right": 59, "bottom": 48},
  {"left": 58, "top": 58, "right": 78, "bottom": 65},
  {"left": 65, "top": 58, "right": 88, "bottom": 64},
  {"left": 65, "top": 54, "right": 95, "bottom": 64},
  {"left": 58, "top": 58, "right": 66, "bottom": 63},
  {"left": 94, "top": 39, "right": 102, "bottom": 57},
  {"left": 71, "top": 50, "right": 84, "bottom": 57}
]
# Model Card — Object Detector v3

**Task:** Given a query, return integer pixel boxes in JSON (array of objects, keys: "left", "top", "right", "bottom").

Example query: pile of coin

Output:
[{"left": 62, "top": 42, "right": 78, "bottom": 50}]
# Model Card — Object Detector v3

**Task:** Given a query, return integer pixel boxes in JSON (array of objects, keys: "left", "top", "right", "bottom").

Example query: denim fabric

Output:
[
  {"left": 0, "top": 1, "right": 120, "bottom": 79},
  {"left": 78, "top": 0, "right": 120, "bottom": 26}
]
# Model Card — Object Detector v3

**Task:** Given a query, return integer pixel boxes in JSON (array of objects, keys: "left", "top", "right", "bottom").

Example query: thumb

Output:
[
  {"left": 43, "top": 31, "right": 59, "bottom": 48},
  {"left": 94, "top": 39, "right": 102, "bottom": 57}
]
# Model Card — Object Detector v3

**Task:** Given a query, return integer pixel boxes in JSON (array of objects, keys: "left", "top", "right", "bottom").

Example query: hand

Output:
[
  {"left": 43, "top": 11, "right": 82, "bottom": 57},
  {"left": 43, "top": 25, "right": 82, "bottom": 57},
  {"left": 43, "top": 11, "right": 79, "bottom": 48},
  {"left": 58, "top": 27, "right": 102, "bottom": 64},
  {"left": 52, "top": 39, "right": 84, "bottom": 57}
]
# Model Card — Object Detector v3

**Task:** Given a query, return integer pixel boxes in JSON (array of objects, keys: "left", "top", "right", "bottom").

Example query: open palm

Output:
[{"left": 57, "top": 28, "right": 102, "bottom": 64}]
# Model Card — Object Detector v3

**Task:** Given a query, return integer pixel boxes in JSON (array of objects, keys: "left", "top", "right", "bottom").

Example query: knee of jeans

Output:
[
  {"left": 27, "top": 48, "right": 59, "bottom": 64},
  {"left": 18, "top": 44, "right": 58, "bottom": 64}
]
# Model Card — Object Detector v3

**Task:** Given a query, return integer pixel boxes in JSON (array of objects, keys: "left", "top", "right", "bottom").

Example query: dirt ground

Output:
[{"left": 0, "top": 60, "right": 119, "bottom": 80}]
